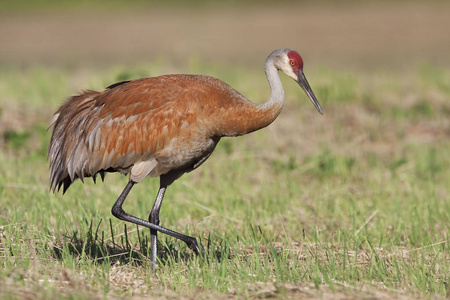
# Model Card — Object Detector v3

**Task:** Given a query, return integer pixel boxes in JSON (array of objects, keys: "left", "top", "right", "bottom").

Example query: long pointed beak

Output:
[{"left": 296, "top": 72, "right": 323, "bottom": 115}]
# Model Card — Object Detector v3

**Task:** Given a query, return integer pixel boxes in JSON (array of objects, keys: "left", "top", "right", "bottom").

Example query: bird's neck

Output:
[
  {"left": 222, "top": 62, "right": 285, "bottom": 137},
  {"left": 259, "top": 59, "right": 285, "bottom": 119}
]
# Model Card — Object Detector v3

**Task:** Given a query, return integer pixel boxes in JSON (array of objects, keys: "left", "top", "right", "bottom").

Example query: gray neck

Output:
[
  {"left": 212, "top": 52, "right": 287, "bottom": 137},
  {"left": 259, "top": 55, "right": 285, "bottom": 113}
]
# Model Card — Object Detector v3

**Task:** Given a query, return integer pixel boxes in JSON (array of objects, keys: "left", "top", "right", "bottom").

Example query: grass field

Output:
[{"left": 1, "top": 2, "right": 449, "bottom": 299}]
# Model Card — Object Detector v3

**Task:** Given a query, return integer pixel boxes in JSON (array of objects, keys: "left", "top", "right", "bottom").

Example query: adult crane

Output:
[{"left": 48, "top": 48, "right": 323, "bottom": 269}]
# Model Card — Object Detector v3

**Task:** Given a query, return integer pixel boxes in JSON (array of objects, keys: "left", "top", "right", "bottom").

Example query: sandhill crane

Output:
[{"left": 48, "top": 48, "right": 323, "bottom": 269}]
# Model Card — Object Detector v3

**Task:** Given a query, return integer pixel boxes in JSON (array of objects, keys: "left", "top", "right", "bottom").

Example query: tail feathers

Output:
[
  {"left": 48, "top": 90, "right": 100, "bottom": 194},
  {"left": 60, "top": 177, "right": 73, "bottom": 194},
  {"left": 92, "top": 170, "right": 106, "bottom": 185},
  {"left": 52, "top": 170, "right": 107, "bottom": 194},
  {"left": 48, "top": 172, "right": 73, "bottom": 194}
]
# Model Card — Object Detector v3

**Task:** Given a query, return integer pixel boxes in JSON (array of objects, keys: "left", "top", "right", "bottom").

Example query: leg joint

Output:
[{"left": 111, "top": 205, "right": 126, "bottom": 220}]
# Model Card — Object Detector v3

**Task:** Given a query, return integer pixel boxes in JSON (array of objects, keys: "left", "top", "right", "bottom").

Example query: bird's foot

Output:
[{"left": 186, "top": 237, "right": 205, "bottom": 257}]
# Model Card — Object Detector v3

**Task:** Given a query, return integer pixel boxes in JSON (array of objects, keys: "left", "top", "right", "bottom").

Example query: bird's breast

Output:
[{"left": 153, "top": 132, "right": 219, "bottom": 175}]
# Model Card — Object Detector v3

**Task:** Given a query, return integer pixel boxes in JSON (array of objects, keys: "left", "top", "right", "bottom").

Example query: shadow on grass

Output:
[
  {"left": 49, "top": 218, "right": 232, "bottom": 267},
  {"left": 47, "top": 220, "right": 279, "bottom": 270}
]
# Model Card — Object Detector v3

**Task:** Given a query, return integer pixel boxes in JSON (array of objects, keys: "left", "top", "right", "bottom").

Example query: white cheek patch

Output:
[
  {"left": 281, "top": 55, "right": 298, "bottom": 81},
  {"left": 284, "top": 68, "right": 298, "bottom": 81}
]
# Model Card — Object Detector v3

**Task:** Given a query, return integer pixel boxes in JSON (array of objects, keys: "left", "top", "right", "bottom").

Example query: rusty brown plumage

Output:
[
  {"left": 48, "top": 75, "right": 279, "bottom": 193},
  {"left": 48, "top": 49, "right": 323, "bottom": 268}
]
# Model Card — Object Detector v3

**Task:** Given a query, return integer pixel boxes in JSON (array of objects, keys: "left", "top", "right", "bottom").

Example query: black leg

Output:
[
  {"left": 148, "top": 186, "right": 166, "bottom": 269},
  {"left": 111, "top": 181, "right": 202, "bottom": 268}
]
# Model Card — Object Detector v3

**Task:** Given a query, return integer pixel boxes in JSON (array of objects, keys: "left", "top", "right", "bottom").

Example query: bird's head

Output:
[{"left": 270, "top": 48, "right": 323, "bottom": 115}]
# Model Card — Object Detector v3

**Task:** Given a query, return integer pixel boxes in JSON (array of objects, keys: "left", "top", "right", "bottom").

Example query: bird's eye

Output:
[{"left": 290, "top": 60, "right": 296, "bottom": 66}]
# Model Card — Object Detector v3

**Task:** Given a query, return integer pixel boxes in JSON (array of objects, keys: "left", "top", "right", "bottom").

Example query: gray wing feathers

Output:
[{"left": 49, "top": 91, "right": 104, "bottom": 192}]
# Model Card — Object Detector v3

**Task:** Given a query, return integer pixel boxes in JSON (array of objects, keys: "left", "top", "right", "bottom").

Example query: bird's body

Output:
[
  {"left": 49, "top": 75, "right": 284, "bottom": 192},
  {"left": 48, "top": 49, "right": 322, "bottom": 268}
]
